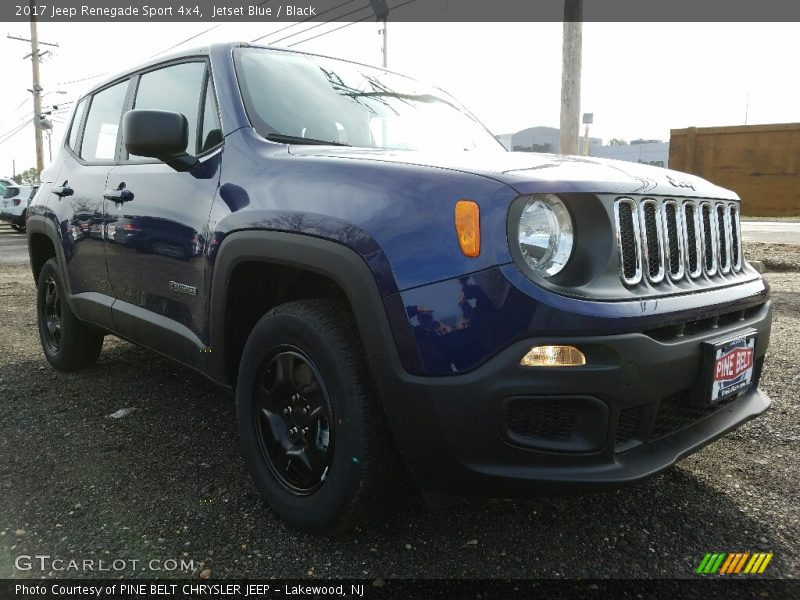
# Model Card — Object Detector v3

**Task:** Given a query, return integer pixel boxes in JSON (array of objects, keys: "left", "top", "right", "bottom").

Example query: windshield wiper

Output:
[{"left": 266, "top": 133, "right": 351, "bottom": 146}]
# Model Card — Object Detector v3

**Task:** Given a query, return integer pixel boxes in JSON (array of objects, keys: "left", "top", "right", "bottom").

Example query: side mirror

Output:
[{"left": 123, "top": 109, "right": 199, "bottom": 172}]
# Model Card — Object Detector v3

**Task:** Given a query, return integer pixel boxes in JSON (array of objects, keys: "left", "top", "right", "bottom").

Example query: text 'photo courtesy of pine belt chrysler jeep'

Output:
[{"left": 27, "top": 42, "right": 772, "bottom": 534}]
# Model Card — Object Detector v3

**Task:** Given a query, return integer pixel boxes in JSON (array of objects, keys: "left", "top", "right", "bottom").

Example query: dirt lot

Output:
[{"left": 0, "top": 249, "right": 798, "bottom": 580}]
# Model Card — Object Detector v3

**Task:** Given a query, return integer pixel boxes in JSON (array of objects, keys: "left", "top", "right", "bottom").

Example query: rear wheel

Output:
[
  {"left": 236, "top": 299, "right": 391, "bottom": 534},
  {"left": 36, "top": 258, "right": 104, "bottom": 371}
]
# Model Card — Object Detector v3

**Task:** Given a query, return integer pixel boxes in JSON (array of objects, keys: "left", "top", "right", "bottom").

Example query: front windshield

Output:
[{"left": 234, "top": 47, "right": 505, "bottom": 153}]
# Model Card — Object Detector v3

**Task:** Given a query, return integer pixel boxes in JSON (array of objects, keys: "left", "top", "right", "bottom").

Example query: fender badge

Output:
[{"left": 168, "top": 281, "right": 197, "bottom": 296}]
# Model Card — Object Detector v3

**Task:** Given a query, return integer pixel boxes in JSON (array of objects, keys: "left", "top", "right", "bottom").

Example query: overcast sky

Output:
[{"left": 1, "top": 21, "right": 798, "bottom": 177}]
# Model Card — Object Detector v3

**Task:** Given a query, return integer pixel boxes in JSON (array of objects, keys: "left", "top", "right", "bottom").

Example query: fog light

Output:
[{"left": 520, "top": 345, "right": 586, "bottom": 367}]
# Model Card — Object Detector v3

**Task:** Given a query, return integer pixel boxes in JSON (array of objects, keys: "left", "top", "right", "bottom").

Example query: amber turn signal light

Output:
[
  {"left": 520, "top": 345, "right": 586, "bottom": 367},
  {"left": 455, "top": 200, "right": 480, "bottom": 257}
]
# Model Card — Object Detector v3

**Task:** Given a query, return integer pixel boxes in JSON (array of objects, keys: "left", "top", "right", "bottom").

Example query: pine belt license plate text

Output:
[{"left": 700, "top": 328, "right": 757, "bottom": 406}]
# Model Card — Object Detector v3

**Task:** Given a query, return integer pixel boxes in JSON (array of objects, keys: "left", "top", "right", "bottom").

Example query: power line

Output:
[
  {"left": 270, "top": 2, "right": 374, "bottom": 46},
  {"left": 251, "top": 0, "right": 357, "bottom": 43},
  {"left": 57, "top": 20, "right": 226, "bottom": 87},
  {"left": 147, "top": 24, "right": 221, "bottom": 59},
  {"left": 0, "top": 112, "right": 35, "bottom": 135},
  {"left": 287, "top": 16, "right": 372, "bottom": 48},
  {"left": 57, "top": 72, "right": 108, "bottom": 87},
  {"left": 7, "top": 34, "right": 59, "bottom": 47},
  {"left": 285, "top": 0, "right": 417, "bottom": 50},
  {"left": 11, "top": 97, "right": 30, "bottom": 112},
  {"left": 0, "top": 120, "right": 32, "bottom": 146}
]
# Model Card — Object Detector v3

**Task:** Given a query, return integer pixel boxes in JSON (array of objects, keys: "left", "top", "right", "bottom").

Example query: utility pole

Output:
[
  {"left": 582, "top": 112, "right": 593, "bottom": 156},
  {"left": 7, "top": 1, "right": 59, "bottom": 179},
  {"left": 381, "top": 18, "right": 388, "bottom": 68},
  {"left": 369, "top": 0, "right": 390, "bottom": 68},
  {"left": 744, "top": 93, "right": 749, "bottom": 125},
  {"left": 29, "top": 0, "right": 44, "bottom": 176},
  {"left": 559, "top": 0, "right": 582, "bottom": 155}
]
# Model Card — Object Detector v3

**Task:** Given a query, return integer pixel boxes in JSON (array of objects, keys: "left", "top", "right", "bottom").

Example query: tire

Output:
[
  {"left": 236, "top": 299, "right": 391, "bottom": 534},
  {"left": 36, "top": 258, "right": 104, "bottom": 371}
]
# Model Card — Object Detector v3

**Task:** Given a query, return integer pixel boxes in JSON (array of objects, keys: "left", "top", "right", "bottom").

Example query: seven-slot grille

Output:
[{"left": 614, "top": 197, "right": 743, "bottom": 286}]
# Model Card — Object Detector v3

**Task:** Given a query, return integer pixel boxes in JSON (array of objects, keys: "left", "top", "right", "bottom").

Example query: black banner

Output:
[
  {"left": 1, "top": 579, "right": 796, "bottom": 600},
  {"left": 2, "top": 0, "right": 800, "bottom": 23}
]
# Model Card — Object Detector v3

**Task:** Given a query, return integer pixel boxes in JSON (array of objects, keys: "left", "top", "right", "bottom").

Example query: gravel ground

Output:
[
  {"left": 745, "top": 242, "right": 800, "bottom": 273},
  {"left": 0, "top": 259, "right": 798, "bottom": 581}
]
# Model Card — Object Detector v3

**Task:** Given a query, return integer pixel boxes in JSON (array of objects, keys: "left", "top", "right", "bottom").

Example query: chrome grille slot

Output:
[
  {"left": 716, "top": 203, "right": 731, "bottom": 274},
  {"left": 700, "top": 202, "right": 717, "bottom": 276},
  {"left": 729, "top": 204, "right": 742, "bottom": 271},
  {"left": 661, "top": 201, "right": 685, "bottom": 280},
  {"left": 614, "top": 198, "right": 642, "bottom": 285},
  {"left": 683, "top": 201, "right": 702, "bottom": 279},
  {"left": 639, "top": 199, "right": 665, "bottom": 283},
  {"left": 613, "top": 196, "right": 743, "bottom": 287}
]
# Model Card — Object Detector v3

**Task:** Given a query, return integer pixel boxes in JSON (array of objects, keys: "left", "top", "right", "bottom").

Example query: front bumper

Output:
[{"left": 381, "top": 300, "right": 772, "bottom": 497}]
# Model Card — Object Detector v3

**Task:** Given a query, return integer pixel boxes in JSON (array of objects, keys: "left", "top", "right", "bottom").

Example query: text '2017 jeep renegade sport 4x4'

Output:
[{"left": 28, "top": 43, "right": 771, "bottom": 533}]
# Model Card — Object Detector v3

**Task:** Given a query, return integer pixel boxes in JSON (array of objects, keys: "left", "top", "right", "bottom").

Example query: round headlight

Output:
[{"left": 517, "top": 194, "right": 574, "bottom": 277}]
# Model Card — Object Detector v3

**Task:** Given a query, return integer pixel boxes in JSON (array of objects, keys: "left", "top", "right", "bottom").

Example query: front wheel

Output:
[
  {"left": 236, "top": 299, "right": 392, "bottom": 534},
  {"left": 36, "top": 258, "right": 104, "bottom": 371}
]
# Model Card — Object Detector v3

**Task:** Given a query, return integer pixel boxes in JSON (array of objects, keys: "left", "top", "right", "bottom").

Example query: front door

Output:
[{"left": 103, "top": 60, "right": 223, "bottom": 363}]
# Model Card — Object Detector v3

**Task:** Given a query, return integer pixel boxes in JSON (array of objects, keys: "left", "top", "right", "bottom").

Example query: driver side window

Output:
[{"left": 127, "top": 61, "right": 207, "bottom": 160}]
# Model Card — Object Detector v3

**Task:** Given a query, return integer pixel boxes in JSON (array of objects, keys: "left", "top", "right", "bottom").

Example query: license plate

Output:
[{"left": 700, "top": 328, "right": 757, "bottom": 405}]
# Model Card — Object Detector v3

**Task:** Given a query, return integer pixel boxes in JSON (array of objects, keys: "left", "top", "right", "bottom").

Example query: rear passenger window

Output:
[
  {"left": 67, "top": 97, "right": 87, "bottom": 153},
  {"left": 131, "top": 62, "right": 206, "bottom": 158},
  {"left": 80, "top": 81, "right": 129, "bottom": 161}
]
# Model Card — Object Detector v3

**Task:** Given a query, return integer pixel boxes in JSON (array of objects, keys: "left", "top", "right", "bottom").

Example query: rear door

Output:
[
  {"left": 103, "top": 60, "right": 223, "bottom": 363},
  {"left": 55, "top": 82, "right": 129, "bottom": 321}
]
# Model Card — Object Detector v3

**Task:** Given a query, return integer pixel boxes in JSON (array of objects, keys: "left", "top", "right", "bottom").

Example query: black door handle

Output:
[
  {"left": 104, "top": 183, "right": 134, "bottom": 203},
  {"left": 52, "top": 181, "right": 73, "bottom": 197}
]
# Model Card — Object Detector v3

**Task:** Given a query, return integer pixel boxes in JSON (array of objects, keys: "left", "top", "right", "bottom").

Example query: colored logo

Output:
[
  {"left": 714, "top": 347, "right": 754, "bottom": 382},
  {"left": 696, "top": 552, "right": 773, "bottom": 575}
]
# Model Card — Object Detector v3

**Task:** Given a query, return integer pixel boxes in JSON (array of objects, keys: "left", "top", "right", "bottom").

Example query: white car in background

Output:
[
  {"left": 1, "top": 183, "right": 38, "bottom": 232},
  {"left": 0, "top": 177, "right": 14, "bottom": 195}
]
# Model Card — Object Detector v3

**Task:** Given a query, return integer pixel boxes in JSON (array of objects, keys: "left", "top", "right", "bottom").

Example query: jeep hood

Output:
[{"left": 286, "top": 146, "right": 737, "bottom": 200}]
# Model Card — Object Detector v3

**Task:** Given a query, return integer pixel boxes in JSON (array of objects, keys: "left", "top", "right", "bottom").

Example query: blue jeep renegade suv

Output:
[{"left": 27, "top": 43, "right": 772, "bottom": 533}]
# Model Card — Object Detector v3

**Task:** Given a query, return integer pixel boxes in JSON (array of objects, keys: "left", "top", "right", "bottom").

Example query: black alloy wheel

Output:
[
  {"left": 254, "top": 347, "right": 334, "bottom": 495},
  {"left": 236, "top": 299, "right": 394, "bottom": 533},
  {"left": 36, "top": 258, "right": 104, "bottom": 371},
  {"left": 42, "top": 275, "right": 63, "bottom": 353}
]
